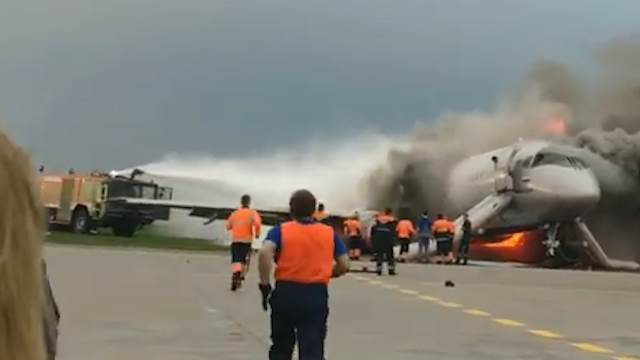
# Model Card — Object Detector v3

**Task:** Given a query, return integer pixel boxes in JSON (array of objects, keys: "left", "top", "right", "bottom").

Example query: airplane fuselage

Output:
[{"left": 448, "top": 140, "right": 601, "bottom": 233}]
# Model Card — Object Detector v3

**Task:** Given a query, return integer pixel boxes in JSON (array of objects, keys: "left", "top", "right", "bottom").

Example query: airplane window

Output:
[{"left": 532, "top": 153, "right": 573, "bottom": 168}]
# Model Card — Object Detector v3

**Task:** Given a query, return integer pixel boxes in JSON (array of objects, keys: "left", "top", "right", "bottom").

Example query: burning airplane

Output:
[{"left": 447, "top": 139, "right": 638, "bottom": 271}]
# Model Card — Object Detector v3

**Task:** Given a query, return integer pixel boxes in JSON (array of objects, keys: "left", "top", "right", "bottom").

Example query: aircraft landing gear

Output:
[
  {"left": 542, "top": 223, "right": 560, "bottom": 258},
  {"left": 542, "top": 222, "right": 583, "bottom": 268}
]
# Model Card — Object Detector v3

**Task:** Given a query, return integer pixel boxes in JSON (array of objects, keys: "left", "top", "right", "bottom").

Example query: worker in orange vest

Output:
[
  {"left": 258, "top": 189, "right": 349, "bottom": 360},
  {"left": 312, "top": 203, "right": 329, "bottom": 223},
  {"left": 344, "top": 213, "right": 363, "bottom": 260},
  {"left": 225, "top": 194, "right": 262, "bottom": 291},
  {"left": 396, "top": 217, "right": 416, "bottom": 263},
  {"left": 432, "top": 213, "right": 455, "bottom": 264}
]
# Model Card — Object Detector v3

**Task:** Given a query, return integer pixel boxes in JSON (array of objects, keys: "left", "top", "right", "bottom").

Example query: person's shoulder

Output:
[{"left": 265, "top": 224, "right": 282, "bottom": 240}]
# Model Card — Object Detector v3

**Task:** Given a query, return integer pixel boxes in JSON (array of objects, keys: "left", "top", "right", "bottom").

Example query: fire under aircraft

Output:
[{"left": 114, "top": 139, "right": 639, "bottom": 271}]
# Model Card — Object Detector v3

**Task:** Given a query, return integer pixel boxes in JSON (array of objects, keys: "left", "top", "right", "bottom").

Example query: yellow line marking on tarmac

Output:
[
  {"left": 493, "top": 318, "right": 525, "bottom": 327},
  {"left": 464, "top": 309, "right": 491, "bottom": 317},
  {"left": 348, "top": 276, "right": 634, "bottom": 360},
  {"left": 355, "top": 277, "right": 629, "bottom": 359},
  {"left": 528, "top": 329, "right": 564, "bottom": 339},
  {"left": 419, "top": 295, "right": 440, "bottom": 302},
  {"left": 570, "top": 343, "right": 614, "bottom": 354},
  {"left": 398, "top": 289, "right": 420, "bottom": 295},
  {"left": 438, "top": 301, "right": 463, "bottom": 308}
]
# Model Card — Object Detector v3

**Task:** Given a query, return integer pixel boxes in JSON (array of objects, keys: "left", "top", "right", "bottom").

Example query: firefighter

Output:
[
  {"left": 258, "top": 189, "right": 349, "bottom": 360},
  {"left": 344, "top": 213, "right": 363, "bottom": 260},
  {"left": 456, "top": 213, "right": 472, "bottom": 265},
  {"left": 432, "top": 214, "right": 455, "bottom": 264},
  {"left": 223, "top": 194, "right": 262, "bottom": 291},
  {"left": 371, "top": 208, "right": 397, "bottom": 276},
  {"left": 417, "top": 211, "right": 433, "bottom": 263},
  {"left": 396, "top": 217, "right": 416, "bottom": 263},
  {"left": 313, "top": 203, "right": 329, "bottom": 223}
]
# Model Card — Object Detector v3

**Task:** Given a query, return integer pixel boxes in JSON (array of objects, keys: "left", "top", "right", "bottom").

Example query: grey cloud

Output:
[{"left": 1, "top": 0, "right": 640, "bottom": 169}]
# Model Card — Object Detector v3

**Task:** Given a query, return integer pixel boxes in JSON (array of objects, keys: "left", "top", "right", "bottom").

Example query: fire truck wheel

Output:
[{"left": 71, "top": 208, "right": 90, "bottom": 234}]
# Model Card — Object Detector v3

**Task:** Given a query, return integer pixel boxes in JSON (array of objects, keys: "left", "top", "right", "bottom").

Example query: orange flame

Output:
[
  {"left": 543, "top": 117, "right": 567, "bottom": 136},
  {"left": 470, "top": 231, "right": 545, "bottom": 264},
  {"left": 482, "top": 232, "right": 526, "bottom": 249}
]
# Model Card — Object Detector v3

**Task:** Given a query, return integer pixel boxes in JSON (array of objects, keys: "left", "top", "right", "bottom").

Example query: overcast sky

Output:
[{"left": 2, "top": 0, "right": 640, "bottom": 170}]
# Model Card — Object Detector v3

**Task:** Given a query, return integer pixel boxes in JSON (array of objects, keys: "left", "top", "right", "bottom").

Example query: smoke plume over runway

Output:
[
  {"left": 366, "top": 37, "right": 640, "bottom": 260},
  {"left": 134, "top": 38, "right": 640, "bottom": 258}
]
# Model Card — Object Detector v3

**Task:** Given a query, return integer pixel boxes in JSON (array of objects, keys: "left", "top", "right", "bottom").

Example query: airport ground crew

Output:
[
  {"left": 225, "top": 194, "right": 262, "bottom": 291},
  {"left": 372, "top": 209, "right": 397, "bottom": 275},
  {"left": 313, "top": 203, "right": 329, "bottom": 223},
  {"left": 456, "top": 213, "right": 472, "bottom": 265},
  {"left": 344, "top": 213, "right": 363, "bottom": 260},
  {"left": 417, "top": 211, "right": 433, "bottom": 262},
  {"left": 258, "top": 189, "right": 349, "bottom": 360},
  {"left": 396, "top": 218, "right": 416, "bottom": 263},
  {"left": 432, "top": 214, "right": 455, "bottom": 264}
]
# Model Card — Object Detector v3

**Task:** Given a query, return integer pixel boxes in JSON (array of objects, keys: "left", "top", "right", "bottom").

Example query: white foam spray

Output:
[{"left": 127, "top": 133, "right": 400, "bottom": 241}]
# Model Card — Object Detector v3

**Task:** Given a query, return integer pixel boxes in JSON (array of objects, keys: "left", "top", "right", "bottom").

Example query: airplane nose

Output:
[{"left": 565, "top": 172, "right": 601, "bottom": 208}]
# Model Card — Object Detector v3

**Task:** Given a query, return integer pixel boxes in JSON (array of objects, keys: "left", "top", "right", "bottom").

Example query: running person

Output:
[{"left": 222, "top": 194, "right": 262, "bottom": 291}]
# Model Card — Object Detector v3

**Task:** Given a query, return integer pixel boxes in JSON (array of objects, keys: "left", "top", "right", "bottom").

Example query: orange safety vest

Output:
[
  {"left": 344, "top": 219, "right": 362, "bottom": 237},
  {"left": 275, "top": 221, "right": 335, "bottom": 284},
  {"left": 396, "top": 220, "right": 416, "bottom": 238},
  {"left": 313, "top": 210, "right": 329, "bottom": 222},
  {"left": 226, "top": 208, "right": 262, "bottom": 243},
  {"left": 432, "top": 219, "right": 455, "bottom": 236}
]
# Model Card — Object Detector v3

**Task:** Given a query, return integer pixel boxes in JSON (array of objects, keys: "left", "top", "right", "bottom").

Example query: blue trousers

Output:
[{"left": 269, "top": 281, "right": 329, "bottom": 360}]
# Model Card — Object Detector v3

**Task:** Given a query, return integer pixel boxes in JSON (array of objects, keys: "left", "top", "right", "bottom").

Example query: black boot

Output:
[
  {"left": 376, "top": 265, "right": 383, "bottom": 276},
  {"left": 231, "top": 272, "right": 241, "bottom": 292},
  {"left": 388, "top": 267, "right": 397, "bottom": 276}
]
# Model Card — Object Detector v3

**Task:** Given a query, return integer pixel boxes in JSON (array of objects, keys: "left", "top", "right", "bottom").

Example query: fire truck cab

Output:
[{"left": 39, "top": 172, "right": 173, "bottom": 237}]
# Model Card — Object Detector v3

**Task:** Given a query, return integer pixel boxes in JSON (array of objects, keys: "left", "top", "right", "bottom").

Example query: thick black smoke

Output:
[{"left": 366, "top": 37, "right": 640, "bottom": 260}]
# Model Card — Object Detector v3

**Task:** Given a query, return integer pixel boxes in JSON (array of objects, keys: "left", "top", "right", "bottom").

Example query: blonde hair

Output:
[{"left": 0, "top": 131, "right": 45, "bottom": 360}]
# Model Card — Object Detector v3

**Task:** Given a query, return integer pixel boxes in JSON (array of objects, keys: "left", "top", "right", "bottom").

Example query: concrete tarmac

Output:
[{"left": 45, "top": 246, "right": 640, "bottom": 359}]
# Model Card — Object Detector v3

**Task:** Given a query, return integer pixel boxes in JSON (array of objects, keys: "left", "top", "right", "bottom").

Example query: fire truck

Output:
[{"left": 39, "top": 171, "right": 173, "bottom": 237}]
